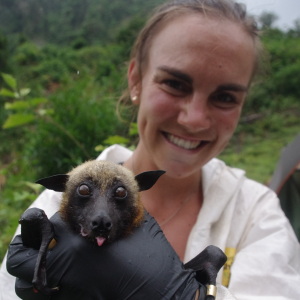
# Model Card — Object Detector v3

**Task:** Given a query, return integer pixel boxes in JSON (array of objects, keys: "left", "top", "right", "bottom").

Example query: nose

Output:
[
  {"left": 177, "top": 94, "right": 211, "bottom": 131},
  {"left": 90, "top": 214, "right": 112, "bottom": 232}
]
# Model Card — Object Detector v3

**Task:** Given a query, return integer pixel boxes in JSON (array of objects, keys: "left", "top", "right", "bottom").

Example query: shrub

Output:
[
  {"left": 14, "top": 42, "right": 39, "bottom": 66},
  {"left": 22, "top": 76, "right": 126, "bottom": 177}
]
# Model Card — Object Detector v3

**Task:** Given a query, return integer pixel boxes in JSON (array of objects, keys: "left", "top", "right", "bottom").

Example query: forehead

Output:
[
  {"left": 146, "top": 14, "right": 255, "bottom": 84},
  {"left": 67, "top": 161, "right": 137, "bottom": 193}
]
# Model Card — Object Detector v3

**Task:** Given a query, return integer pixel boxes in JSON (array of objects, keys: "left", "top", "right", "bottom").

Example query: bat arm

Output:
[{"left": 32, "top": 234, "right": 59, "bottom": 296}]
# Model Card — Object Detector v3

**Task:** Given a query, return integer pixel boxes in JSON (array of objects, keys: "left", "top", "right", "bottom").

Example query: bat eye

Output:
[
  {"left": 78, "top": 184, "right": 90, "bottom": 195},
  {"left": 114, "top": 187, "right": 127, "bottom": 199}
]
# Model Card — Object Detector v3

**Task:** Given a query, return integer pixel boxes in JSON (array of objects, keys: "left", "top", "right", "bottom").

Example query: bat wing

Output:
[{"left": 19, "top": 208, "right": 59, "bottom": 296}]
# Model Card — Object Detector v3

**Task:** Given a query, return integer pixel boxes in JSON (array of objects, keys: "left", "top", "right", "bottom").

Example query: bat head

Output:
[{"left": 36, "top": 161, "right": 165, "bottom": 246}]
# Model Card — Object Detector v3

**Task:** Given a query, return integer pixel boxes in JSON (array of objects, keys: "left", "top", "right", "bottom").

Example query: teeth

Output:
[
  {"left": 166, "top": 133, "right": 201, "bottom": 150},
  {"left": 79, "top": 224, "right": 88, "bottom": 237}
]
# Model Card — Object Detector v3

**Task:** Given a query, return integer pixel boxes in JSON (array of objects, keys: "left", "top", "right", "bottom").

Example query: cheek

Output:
[
  {"left": 139, "top": 88, "right": 178, "bottom": 124},
  {"left": 216, "top": 108, "right": 242, "bottom": 139}
]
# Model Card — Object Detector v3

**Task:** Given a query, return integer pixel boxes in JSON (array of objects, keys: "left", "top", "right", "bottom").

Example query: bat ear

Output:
[
  {"left": 135, "top": 170, "right": 165, "bottom": 192},
  {"left": 35, "top": 174, "right": 70, "bottom": 192}
]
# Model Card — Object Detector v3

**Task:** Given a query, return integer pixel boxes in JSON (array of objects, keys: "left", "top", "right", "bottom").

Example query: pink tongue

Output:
[{"left": 96, "top": 237, "right": 106, "bottom": 246}]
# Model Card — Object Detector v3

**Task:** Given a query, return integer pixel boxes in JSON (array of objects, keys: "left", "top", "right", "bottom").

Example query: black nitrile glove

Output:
[{"left": 7, "top": 212, "right": 208, "bottom": 300}]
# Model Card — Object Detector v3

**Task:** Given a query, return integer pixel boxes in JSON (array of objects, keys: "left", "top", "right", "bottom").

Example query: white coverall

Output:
[{"left": 1, "top": 144, "right": 300, "bottom": 300}]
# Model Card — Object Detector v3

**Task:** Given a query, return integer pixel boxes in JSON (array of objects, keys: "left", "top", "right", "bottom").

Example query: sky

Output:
[{"left": 240, "top": 0, "right": 300, "bottom": 30}]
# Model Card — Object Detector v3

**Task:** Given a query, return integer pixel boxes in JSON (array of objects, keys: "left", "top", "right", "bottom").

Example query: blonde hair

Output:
[{"left": 118, "top": 0, "right": 265, "bottom": 118}]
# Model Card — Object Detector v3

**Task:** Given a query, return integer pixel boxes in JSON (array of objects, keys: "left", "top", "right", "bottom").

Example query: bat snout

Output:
[{"left": 90, "top": 213, "right": 112, "bottom": 233}]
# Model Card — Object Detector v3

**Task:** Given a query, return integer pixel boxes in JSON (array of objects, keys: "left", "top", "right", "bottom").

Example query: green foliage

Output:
[
  {"left": 129, "top": 122, "right": 139, "bottom": 136},
  {"left": 30, "top": 59, "right": 69, "bottom": 85},
  {"left": 220, "top": 111, "right": 300, "bottom": 184},
  {"left": 1, "top": 2, "right": 300, "bottom": 263},
  {"left": 0, "top": 88, "right": 16, "bottom": 98},
  {"left": 71, "top": 37, "right": 88, "bottom": 50},
  {"left": 22, "top": 77, "right": 126, "bottom": 177},
  {"left": 0, "top": 29, "right": 9, "bottom": 74},
  {"left": 14, "top": 42, "right": 39, "bottom": 65},
  {"left": 95, "top": 135, "right": 130, "bottom": 152},
  {"left": 5, "top": 98, "right": 46, "bottom": 110},
  {"left": 258, "top": 12, "right": 279, "bottom": 29},
  {"left": 243, "top": 28, "right": 300, "bottom": 115},
  {"left": 115, "top": 16, "right": 146, "bottom": 60},
  {"left": 3, "top": 114, "right": 35, "bottom": 129},
  {"left": 2, "top": 73, "right": 17, "bottom": 89},
  {"left": 0, "top": 73, "right": 50, "bottom": 129},
  {"left": 0, "top": 0, "right": 165, "bottom": 46}
]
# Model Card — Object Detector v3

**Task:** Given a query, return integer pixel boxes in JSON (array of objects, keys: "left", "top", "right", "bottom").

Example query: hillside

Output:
[{"left": 0, "top": 0, "right": 164, "bottom": 46}]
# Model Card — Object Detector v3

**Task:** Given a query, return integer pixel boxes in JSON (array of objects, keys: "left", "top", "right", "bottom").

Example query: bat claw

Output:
[{"left": 33, "top": 284, "right": 59, "bottom": 296}]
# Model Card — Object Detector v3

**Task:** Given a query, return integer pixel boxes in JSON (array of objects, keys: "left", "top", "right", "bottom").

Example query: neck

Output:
[{"left": 123, "top": 143, "right": 203, "bottom": 216}]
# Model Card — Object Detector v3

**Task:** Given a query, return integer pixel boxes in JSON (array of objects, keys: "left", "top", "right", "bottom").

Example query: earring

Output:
[{"left": 132, "top": 96, "right": 138, "bottom": 102}]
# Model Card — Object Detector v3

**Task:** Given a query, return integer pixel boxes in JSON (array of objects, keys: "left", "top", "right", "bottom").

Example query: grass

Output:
[{"left": 219, "top": 109, "right": 300, "bottom": 184}]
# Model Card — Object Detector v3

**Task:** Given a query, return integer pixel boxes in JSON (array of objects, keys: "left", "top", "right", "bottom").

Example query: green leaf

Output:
[
  {"left": 4, "top": 101, "right": 30, "bottom": 110},
  {"left": 103, "top": 135, "right": 129, "bottom": 145},
  {"left": 128, "top": 145, "right": 136, "bottom": 151},
  {"left": 95, "top": 144, "right": 106, "bottom": 152},
  {"left": 19, "top": 88, "right": 31, "bottom": 97},
  {"left": 5, "top": 98, "right": 48, "bottom": 111},
  {"left": 0, "top": 168, "right": 8, "bottom": 175},
  {"left": 18, "top": 181, "right": 43, "bottom": 194},
  {"left": 2, "top": 114, "right": 35, "bottom": 129},
  {"left": 1, "top": 73, "right": 17, "bottom": 90},
  {"left": 37, "top": 108, "right": 54, "bottom": 116},
  {"left": 129, "top": 122, "right": 139, "bottom": 136},
  {"left": 29, "top": 98, "right": 48, "bottom": 106},
  {"left": 13, "top": 191, "right": 36, "bottom": 202},
  {"left": 44, "top": 109, "right": 54, "bottom": 115},
  {"left": 0, "top": 88, "right": 16, "bottom": 98}
]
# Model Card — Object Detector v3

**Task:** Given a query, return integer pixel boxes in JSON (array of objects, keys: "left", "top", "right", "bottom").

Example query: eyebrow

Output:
[
  {"left": 157, "top": 66, "right": 193, "bottom": 84},
  {"left": 215, "top": 84, "right": 248, "bottom": 93},
  {"left": 157, "top": 66, "right": 248, "bottom": 92}
]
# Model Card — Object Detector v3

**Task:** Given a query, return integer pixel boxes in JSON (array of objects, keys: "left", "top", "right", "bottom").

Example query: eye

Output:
[
  {"left": 216, "top": 93, "right": 235, "bottom": 102},
  {"left": 163, "top": 80, "right": 184, "bottom": 90},
  {"left": 161, "top": 79, "right": 190, "bottom": 96},
  {"left": 212, "top": 93, "right": 239, "bottom": 108},
  {"left": 114, "top": 187, "right": 127, "bottom": 199},
  {"left": 78, "top": 184, "right": 90, "bottom": 196}
]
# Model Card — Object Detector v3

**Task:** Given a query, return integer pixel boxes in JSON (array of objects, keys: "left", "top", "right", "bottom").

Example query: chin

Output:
[{"left": 156, "top": 158, "right": 204, "bottom": 179}]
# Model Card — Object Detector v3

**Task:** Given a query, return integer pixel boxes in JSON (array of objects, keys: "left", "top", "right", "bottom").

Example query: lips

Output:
[
  {"left": 164, "top": 132, "right": 204, "bottom": 150},
  {"left": 80, "top": 224, "right": 107, "bottom": 246},
  {"left": 80, "top": 224, "right": 88, "bottom": 237}
]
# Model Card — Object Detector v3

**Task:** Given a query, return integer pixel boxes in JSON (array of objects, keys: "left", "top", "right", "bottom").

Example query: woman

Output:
[{"left": 1, "top": 0, "right": 300, "bottom": 299}]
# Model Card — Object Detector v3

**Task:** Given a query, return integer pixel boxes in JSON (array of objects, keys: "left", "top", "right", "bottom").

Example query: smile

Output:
[{"left": 165, "top": 132, "right": 202, "bottom": 150}]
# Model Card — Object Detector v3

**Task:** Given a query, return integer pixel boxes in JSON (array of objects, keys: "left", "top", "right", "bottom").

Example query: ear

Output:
[
  {"left": 35, "top": 175, "right": 70, "bottom": 192},
  {"left": 135, "top": 170, "right": 165, "bottom": 192},
  {"left": 128, "top": 59, "right": 141, "bottom": 104}
]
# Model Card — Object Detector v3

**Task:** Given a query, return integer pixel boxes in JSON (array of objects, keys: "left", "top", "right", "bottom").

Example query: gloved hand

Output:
[{"left": 7, "top": 212, "right": 207, "bottom": 300}]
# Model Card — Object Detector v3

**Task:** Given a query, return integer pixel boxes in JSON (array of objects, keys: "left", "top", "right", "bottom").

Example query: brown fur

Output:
[{"left": 59, "top": 160, "right": 144, "bottom": 242}]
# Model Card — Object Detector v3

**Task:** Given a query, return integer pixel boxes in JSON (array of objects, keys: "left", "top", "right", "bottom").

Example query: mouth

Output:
[
  {"left": 79, "top": 224, "right": 107, "bottom": 246},
  {"left": 95, "top": 236, "right": 106, "bottom": 246},
  {"left": 163, "top": 132, "right": 208, "bottom": 150},
  {"left": 79, "top": 224, "right": 88, "bottom": 237}
]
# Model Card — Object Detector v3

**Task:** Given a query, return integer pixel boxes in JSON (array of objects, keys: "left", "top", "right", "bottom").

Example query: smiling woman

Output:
[
  {"left": 128, "top": 15, "right": 254, "bottom": 179},
  {"left": 1, "top": 0, "right": 300, "bottom": 300}
]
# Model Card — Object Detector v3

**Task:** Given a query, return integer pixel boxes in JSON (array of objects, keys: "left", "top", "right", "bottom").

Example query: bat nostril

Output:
[
  {"left": 90, "top": 215, "right": 112, "bottom": 232},
  {"left": 91, "top": 221, "right": 98, "bottom": 228},
  {"left": 105, "top": 222, "right": 112, "bottom": 230}
]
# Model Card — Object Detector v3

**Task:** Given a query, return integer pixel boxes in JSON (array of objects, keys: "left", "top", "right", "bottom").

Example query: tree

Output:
[
  {"left": 258, "top": 11, "right": 279, "bottom": 29},
  {"left": 0, "top": 30, "right": 9, "bottom": 75}
]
